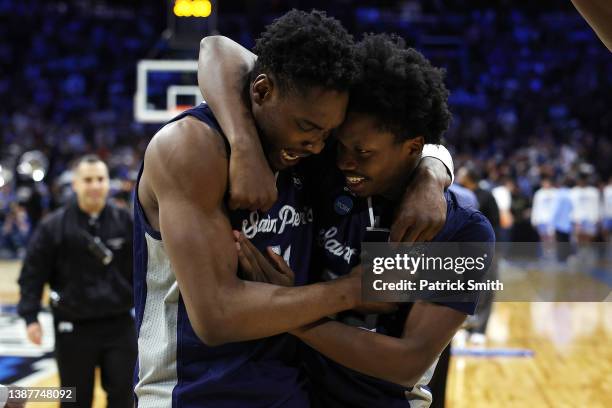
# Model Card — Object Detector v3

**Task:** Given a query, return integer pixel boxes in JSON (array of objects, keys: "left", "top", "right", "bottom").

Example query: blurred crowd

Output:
[
  {"left": 0, "top": 0, "right": 160, "bottom": 257},
  {"left": 1, "top": 0, "right": 611, "bottom": 257}
]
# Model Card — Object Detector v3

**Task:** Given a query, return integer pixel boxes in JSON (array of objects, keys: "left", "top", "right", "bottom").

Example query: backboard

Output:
[{"left": 134, "top": 59, "right": 203, "bottom": 123}]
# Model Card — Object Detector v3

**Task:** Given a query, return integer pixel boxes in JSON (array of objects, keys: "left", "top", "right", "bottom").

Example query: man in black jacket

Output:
[
  {"left": 17, "top": 155, "right": 135, "bottom": 408},
  {"left": 456, "top": 165, "right": 500, "bottom": 340}
]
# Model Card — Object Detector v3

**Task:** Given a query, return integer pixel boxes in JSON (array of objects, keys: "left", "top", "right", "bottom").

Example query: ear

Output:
[
  {"left": 251, "top": 74, "right": 274, "bottom": 106},
  {"left": 403, "top": 135, "right": 425, "bottom": 157}
]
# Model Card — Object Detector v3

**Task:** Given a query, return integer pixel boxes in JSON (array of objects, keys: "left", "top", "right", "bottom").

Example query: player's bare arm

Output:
[
  {"left": 293, "top": 302, "right": 465, "bottom": 388},
  {"left": 138, "top": 118, "right": 360, "bottom": 346},
  {"left": 390, "top": 156, "right": 451, "bottom": 243},
  {"left": 234, "top": 237, "right": 464, "bottom": 387},
  {"left": 199, "top": 36, "right": 277, "bottom": 211}
]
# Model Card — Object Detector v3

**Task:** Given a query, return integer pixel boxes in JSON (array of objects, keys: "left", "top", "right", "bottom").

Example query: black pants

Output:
[
  {"left": 468, "top": 258, "right": 498, "bottom": 335},
  {"left": 555, "top": 230, "right": 571, "bottom": 261},
  {"left": 54, "top": 313, "right": 137, "bottom": 408}
]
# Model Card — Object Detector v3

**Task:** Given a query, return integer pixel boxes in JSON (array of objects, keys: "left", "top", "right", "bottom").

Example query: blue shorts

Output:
[
  {"left": 577, "top": 221, "right": 597, "bottom": 236},
  {"left": 536, "top": 223, "right": 554, "bottom": 236}
]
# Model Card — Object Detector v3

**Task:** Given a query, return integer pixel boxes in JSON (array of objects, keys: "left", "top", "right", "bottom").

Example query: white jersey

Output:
[
  {"left": 603, "top": 185, "right": 612, "bottom": 220},
  {"left": 569, "top": 186, "right": 601, "bottom": 224},
  {"left": 531, "top": 187, "right": 558, "bottom": 227},
  {"left": 492, "top": 185, "right": 511, "bottom": 212}
]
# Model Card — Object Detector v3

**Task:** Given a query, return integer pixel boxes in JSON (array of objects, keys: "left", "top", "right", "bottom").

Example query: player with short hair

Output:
[
  {"left": 135, "top": 10, "right": 361, "bottom": 407},
  {"left": 135, "top": 10, "right": 451, "bottom": 407},
  {"left": 200, "top": 32, "right": 494, "bottom": 407},
  {"left": 19, "top": 154, "right": 136, "bottom": 408}
]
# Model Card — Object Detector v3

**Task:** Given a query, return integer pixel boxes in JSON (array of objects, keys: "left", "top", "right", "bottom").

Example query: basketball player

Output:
[
  {"left": 200, "top": 32, "right": 495, "bottom": 407},
  {"left": 134, "top": 10, "right": 452, "bottom": 407},
  {"left": 134, "top": 10, "right": 361, "bottom": 407}
]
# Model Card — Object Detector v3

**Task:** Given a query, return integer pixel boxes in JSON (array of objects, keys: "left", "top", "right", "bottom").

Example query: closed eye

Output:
[
  {"left": 297, "top": 119, "right": 323, "bottom": 132},
  {"left": 298, "top": 124, "right": 315, "bottom": 132}
]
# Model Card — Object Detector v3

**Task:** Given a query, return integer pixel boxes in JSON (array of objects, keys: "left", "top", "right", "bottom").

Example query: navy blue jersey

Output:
[
  {"left": 133, "top": 104, "right": 311, "bottom": 407},
  {"left": 230, "top": 170, "right": 314, "bottom": 286},
  {"left": 304, "top": 167, "right": 495, "bottom": 408}
]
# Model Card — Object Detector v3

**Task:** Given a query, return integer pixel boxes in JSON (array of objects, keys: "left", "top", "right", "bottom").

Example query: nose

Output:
[
  {"left": 337, "top": 148, "right": 357, "bottom": 172},
  {"left": 306, "top": 139, "right": 325, "bottom": 155},
  {"left": 89, "top": 180, "right": 104, "bottom": 193}
]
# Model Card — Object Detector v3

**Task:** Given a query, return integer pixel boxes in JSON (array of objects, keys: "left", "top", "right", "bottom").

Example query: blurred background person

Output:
[
  {"left": 457, "top": 164, "right": 501, "bottom": 238},
  {"left": 604, "top": 176, "right": 612, "bottom": 243},
  {"left": 0, "top": 201, "right": 30, "bottom": 259},
  {"left": 566, "top": 170, "right": 602, "bottom": 270},
  {"left": 552, "top": 176, "right": 574, "bottom": 263},
  {"left": 508, "top": 178, "right": 538, "bottom": 243},
  {"left": 570, "top": 171, "right": 601, "bottom": 243},
  {"left": 531, "top": 177, "right": 558, "bottom": 261},
  {"left": 448, "top": 180, "right": 479, "bottom": 211},
  {"left": 16, "top": 155, "right": 136, "bottom": 408},
  {"left": 456, "top": 164, "right": 501, "bottom": 344},
  {"left": 531, "top": 177, "right": 557, "bottom": 243},
  {"left": 492, "top": 178, "right": 513, "bottom": 242}
]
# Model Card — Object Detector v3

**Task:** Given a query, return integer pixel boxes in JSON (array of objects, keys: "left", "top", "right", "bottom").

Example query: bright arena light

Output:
[
  {"left": 173, "top": 0, "right": 212, "bottom": 18},
  {"left": 17, "top": 162, "right": 32, "bottom": 175},
  {"left": 32, "top": 169, "right": 45, "bottom": 182}
]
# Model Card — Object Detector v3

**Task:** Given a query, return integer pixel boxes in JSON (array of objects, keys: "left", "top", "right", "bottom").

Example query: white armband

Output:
[{"left": 421, "top": 144, "right": 454, "bottom": 184}]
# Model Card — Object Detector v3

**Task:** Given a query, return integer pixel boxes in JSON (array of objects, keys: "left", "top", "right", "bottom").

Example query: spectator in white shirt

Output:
[
  {"left": 492, "top": 177, "right": 514, "bottom": 242},
  {"left": 603, "top": 176, "right": 612, "bottom": 242},
  {"left": 569, "top": 173, "right": 601, "bottom": 242},
  {"left": 531, "top": 178, "right": 558, "bottom": 242}
]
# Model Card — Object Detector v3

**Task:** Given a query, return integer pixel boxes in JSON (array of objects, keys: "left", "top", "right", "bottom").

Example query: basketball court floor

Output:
[{"left": 1, "top": 260, "right": 610, "bottom": 407}]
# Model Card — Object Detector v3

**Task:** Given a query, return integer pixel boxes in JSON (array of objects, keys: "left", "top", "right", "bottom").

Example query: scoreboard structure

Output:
[{"left": 166, "top": 0, "right": 219, "bottom": 50}]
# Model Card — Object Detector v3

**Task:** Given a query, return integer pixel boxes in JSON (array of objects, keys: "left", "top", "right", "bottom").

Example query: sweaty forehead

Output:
[{"left": 286, "top": 86, "right": 348, "bottom": 128}]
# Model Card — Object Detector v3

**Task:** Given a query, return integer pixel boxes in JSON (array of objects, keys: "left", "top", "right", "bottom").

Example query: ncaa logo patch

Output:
[{"left": 334, "top": 195, "right": 353, "bottom": 215}]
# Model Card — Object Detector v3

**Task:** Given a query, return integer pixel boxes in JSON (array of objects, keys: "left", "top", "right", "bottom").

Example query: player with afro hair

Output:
[
  {"left": 348, "top": 33, "right": 451, "bottom": 145},
  {"left": 335, "top": 32, "right": 452, "bottom": 198},
  {"left": 252, "top": 9, "right": 358, "bottom": 93}
]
